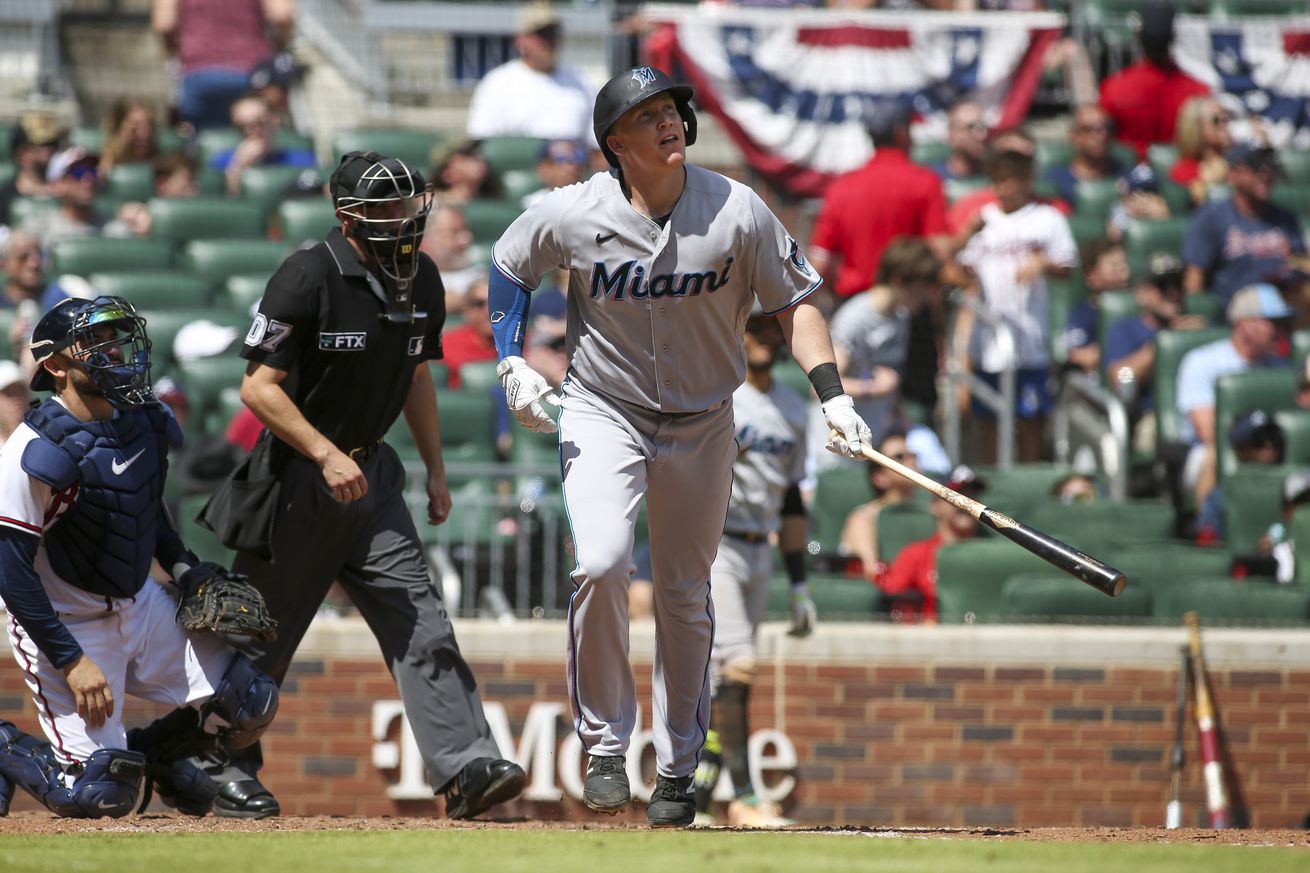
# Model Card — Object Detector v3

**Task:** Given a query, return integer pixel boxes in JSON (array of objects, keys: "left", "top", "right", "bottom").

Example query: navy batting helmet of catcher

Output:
[{"left": 592, "top": 66, "right": 697, "bottom": 169}]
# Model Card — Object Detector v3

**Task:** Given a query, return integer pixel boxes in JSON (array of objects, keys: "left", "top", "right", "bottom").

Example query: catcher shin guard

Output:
[
  {"left": 127, "top": 707, "right": 219, "bottom": 816},
  {"left": 202, "top": 654, "right": 279, "bottom": 749},
  {"left": 0, "top": 723, "right": 144, "bottom": 818}
]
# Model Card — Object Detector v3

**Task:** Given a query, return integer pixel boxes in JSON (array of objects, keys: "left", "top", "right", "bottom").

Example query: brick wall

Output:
[{"left": 3, "top": 620, "right": 1308, "bottom": 828}]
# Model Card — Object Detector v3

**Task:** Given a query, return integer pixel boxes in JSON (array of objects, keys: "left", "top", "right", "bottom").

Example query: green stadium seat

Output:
[
  {"left": 87, "top": 271, "right": 213, "bottom": 309},
  {"left": 935, "top": 538, "right": 1056, "bottom": 622},
  {"left": 1097, "top": 291, "right": 1139, "bottom": 349},
  {"left": 177, "top": 239, "right": 289, "bottom": 285},
  {"left": 207, "top": 385, "right": 245, "bottom": 437},
  {"left": 138, "top": 308, "right": 250, "bottom": 369},
  {"left": 1272, "top": 184, "right": 1310, "bottom": 216},
  {"left": 1222, "top": 465, "right": 1289, "bottom": 552},
  {"left": 1294, "top": 505, "right": 1310, "bottom": 585},
  {"left": 197, "top": 168, "right": 226, "bottom": 197},
  {"left": 1274, "top": 409, "right": 1310, "bottom": 466},
  {"left": 176, "top": 493, "right": 235, "bottom": 566},
  {"left": 501, "top": 169, "right": 541, "bottom": 204},
  {"left": 1208, "top": 0, "right": 1310, "bottom": 17},
  {"left": 197, "top": 128, "right": 315, "bottom": 168},
  {"left": 875, "top": 504, "right": 935, "bottom": 568},
  {"left": 1034, "top": 499, "right": 1177, "bottom": 547},
  {"left": 1065, "top": 215, "right": 1108, "bottom": 246},
  {"left": 1047, "top": 275, "right": 1088, "bottom": 360},
  {"left": 1154, "top": 327, "right": 1230, "bottom": 450},
  {"left": 8, "top": 196, "right": 56, "bottom": 227},
  {"left": 0, "top": 126, "right": 11, "bottom": 162},
  {"left": 0, "top": 309, "right": 18, "bottom": 360},
  {"left": 1159, "top": 180, "right": 1192, "bottom": 216},
  {"left": 433, "top": 389, "right": 497, "bottom": 464},
  {"left": 50, "top": 237, "right": 173, "bottom": 275},
  {"left": 175, "top": 354, "right": 249, "bottom": 425},
  {"left": 148, "top": 197, "right": 266, "bottom": 242},
  {"left": 1294, "top": 329, "right": 1310, "bottom": 375},
  {"left": 944, "top": 177, "right": 989, "bottom": 204},
  {"left": 463, "top": 199, "right": 523, "bottom": 244},
  {"left": 331, "top": 129, "right": 441, "bottom": 171},
  {"left": 1152, "top": 577, "right": 1310, "bottom": 625},
  {"left": 772, "top": 358, "right": 815, "bottom": 402},
  {"left": 1034, "top": 140, "right": 1073, "bottom": 173},
  {"left": 1113, "top": 543, "right": 1234, "bottom": 595},
  {"left": 1109, "top": 142, "right": 1138, "bottom": 172},
  {"left": 1147, "top": 144, "right": 1179, "bottom": 181},
  {"left": 1279, "top": 150, "right": 1310, "bottom": 185},
  {"left": 68, "top": 125, "right": 104, "bottom": 152},
  {"left": 479, "top": 137, "right": 547, "bottom": 176},
  {"left": 811, "top": 466, "right": 873, "bottom": 556},
  {"left": 1000, "top": 574, "right": 1153, "bottom": 622},
  {"left": 910, "top": 142, "right": 950, "bottom": 167},
  {"left": 1123, "top": 218, "right": 1188, "bottom": 275},
  {"left": 1183, "top": 293, "right": 1224, "bottom": 325},
  {"left": 240, "top": 165, "right": 310, "bottom": 214},
  {"left": 217, "top": 273, "right": 271, "bottom": 313},
  {"left": 458, "top": 360, "right": 500, "bottom": 395},
  {"left": 1214, "top": 368, "right": 1298, "bottom": 481},
  {"left": 104, "top": 163, "right": 155, "bottom": 201},
  {"left": 972, "top": 464, "right": 1079, "bottom": 506},
  {"left": 766, "top": 572, "right": 879, "bottom": 621},
  {"left": 277, "top": 197, "right": 337, "bottom": 245},
  {"left": 1074, "top": 178, "right": 1120, "bottom": 219},
  {"left": 0, "top": 163, "right": 13, "bottom": 190}
]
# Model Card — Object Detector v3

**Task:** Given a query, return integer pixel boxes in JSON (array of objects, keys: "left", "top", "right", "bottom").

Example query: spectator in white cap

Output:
[
  {"left": 0, "top": 360, "right": 30, "bottom": 448},
  {"left": 1260, "top": 471, "right": 1310, "bottom": 584},
  {"left": 1176, "top": 282, "right": 1291, "bottom": 506},
  {"left": 19, "top": 148, "right": 109, "bottom": 249},
  {"left": 465, "top": 1, "right": 596, "bottom": 144}
]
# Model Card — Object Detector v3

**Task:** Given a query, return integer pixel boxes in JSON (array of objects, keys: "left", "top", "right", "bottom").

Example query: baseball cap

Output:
[
  {"left": 1122, "top": 162, "right": 1159, "bottom": 195},
  {"left": 865, "top": 101, "right": 911, "bottom": 140},
  {"left": 538, "top": 140, "right": 588, "bottom": 165},
  {"left": 9, "top": 111, "right": 65, "bottom": 152},
  {"left": 1283, "top": 471, "right": 1310, "bottom": 507},
  {"left": 1146, "top": 251, "right": 1184, "bottom": 285},
  {"left": 0, "top": 360, "right": 26, "bottom": 393},
  {"left": 1137, "top": 0, "right": 1176, "bottom": 38},
  {"left": 1229, "top": 408, "right": 1283, "bottom": 451},
  {"left": 46, "top": 147, "right": 99, "bottom": 184},
  {"left": 517, "top": 2, "right": 560, "bottom": 36},
  {"left": 1227, "top": 283, "right": 1294, "bottom": 322},
  {"left": 1227, "top": 141, "right": 1282, "bottom": 174},
  {"left": 945, "top": 464, "right": 986, "bottom": 497},
  {"left": 249, "top": 52, "right": 304, "bottom": 91}
]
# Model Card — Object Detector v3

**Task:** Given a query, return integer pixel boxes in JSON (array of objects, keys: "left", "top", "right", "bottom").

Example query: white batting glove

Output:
[
  {"left": 821, "top": 394, "right": 872, "bottom": 458},
  {"left": 788, "top": 583, "right": 816, "bottom": 638},
  {"left": 497, "top": 356, "right": 561, "bottom": 434}
]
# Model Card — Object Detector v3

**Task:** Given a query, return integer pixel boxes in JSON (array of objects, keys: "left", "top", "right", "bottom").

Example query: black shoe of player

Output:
[
  {"left": 583, "top": 755, "right": 630, "bottom": 814},
  {"left": 0, "top": 772, "right": 13, "bottom": 817},
  {"left": 647, "top": 774, "right": 696, "bottom": 828},
  {"left": 212, "top": 776, "right": 280, "bottom": 819},
  {"left": 443, "top": 758, "right": 526, "bottom": 820}
]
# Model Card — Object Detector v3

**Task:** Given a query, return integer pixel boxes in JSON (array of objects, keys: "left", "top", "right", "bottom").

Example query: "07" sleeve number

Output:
[{"left": 245, "top": 314, "right": 293, "bottom": 352}]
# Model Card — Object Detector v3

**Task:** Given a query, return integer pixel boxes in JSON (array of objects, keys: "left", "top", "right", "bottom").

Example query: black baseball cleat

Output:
[
  {"left": 583, "top": 754, "right": 630, "bottom": 814},
  {"left": 211, "top": 774, "right": 280, "bottom": 819},
  {"left": 443, "top": 758, "right": 527, "bottom": 820},
  {"left": 647, "top": 774, "right": 696, "bottom": 828},
  {"left": 0, "top": 772, "right": 13, "bottom": 817}
]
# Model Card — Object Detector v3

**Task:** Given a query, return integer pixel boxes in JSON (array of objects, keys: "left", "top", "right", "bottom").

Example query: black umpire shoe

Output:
[
  {"left": 647, "top": 774, "right": 696, "bottom": 828},
  {"left": 212, "top": 775, "right": 280, "bottom": 819},
  {"left": 443, "top": 758, "right": 527, "bottom": 820},
  {"left": 583, "top": 754, "right": 630, "bottom": 814}
]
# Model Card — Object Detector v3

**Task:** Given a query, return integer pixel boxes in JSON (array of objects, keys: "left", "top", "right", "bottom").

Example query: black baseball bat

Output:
[
  {"left": 1166, "top": 644, "right": 1189, "bottom": 828},
  {"left": 856, "top": 444, "right": 1127, "bottom": 597}
]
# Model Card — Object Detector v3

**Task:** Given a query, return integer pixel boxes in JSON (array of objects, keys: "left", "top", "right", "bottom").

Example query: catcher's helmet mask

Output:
[
  {"left": 330, "top": 150, "right": 435, "bottom": 322},
  {"left": 593, "top": 67, "right": 697, "bottom": 169},
  {"left": 30, "top": 296, "right": 154, "bottom": 409}
]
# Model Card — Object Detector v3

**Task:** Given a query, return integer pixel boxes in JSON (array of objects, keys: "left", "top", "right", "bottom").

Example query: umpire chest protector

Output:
[{"left": 20, "top": 399, "right": 180, "bottom": 598}]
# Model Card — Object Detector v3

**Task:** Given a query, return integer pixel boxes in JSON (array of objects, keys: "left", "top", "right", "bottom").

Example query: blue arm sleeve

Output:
[
  {"left": 0, "top": 528, "right": 83, "bottom": 669},
  {"left": 489, "top": 265, "right": 533, "bottom": 359}
]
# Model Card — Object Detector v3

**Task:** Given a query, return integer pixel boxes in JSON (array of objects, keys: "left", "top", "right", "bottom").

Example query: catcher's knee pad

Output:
[
  {"left": 0, "top": 729, "right": 144, "bottom": 819},
  {"left": 204, "top": 654, "right": 279, "bottom": 749}
]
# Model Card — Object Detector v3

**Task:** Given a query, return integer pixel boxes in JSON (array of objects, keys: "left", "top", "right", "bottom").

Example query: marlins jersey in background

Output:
[
  {"left": 491, "top": 165, "right": 821, "bottom": 413},
  {"left": 727, "top": 379, "right": 807, "bottom": 535}
]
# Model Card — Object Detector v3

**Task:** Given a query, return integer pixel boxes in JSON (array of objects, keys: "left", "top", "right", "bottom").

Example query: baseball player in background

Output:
[
  {"left": 489, "top": 66, "right": 871, "bottom": 827},
  {"left": 0, "top": 297, "right": 278, "bottom": 819},
  {"left": 692, "top": 307, "right": 813, "bottom": 829}
]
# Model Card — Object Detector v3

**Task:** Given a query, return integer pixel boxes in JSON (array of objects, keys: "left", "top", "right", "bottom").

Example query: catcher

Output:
[{"left": 0, "top": 297, "right": 278, "bottom": 819}]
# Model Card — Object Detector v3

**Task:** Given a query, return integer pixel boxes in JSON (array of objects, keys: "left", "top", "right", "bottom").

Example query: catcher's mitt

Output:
[{"left": 175, "top": 562, "right": 278, "bottom": 641}]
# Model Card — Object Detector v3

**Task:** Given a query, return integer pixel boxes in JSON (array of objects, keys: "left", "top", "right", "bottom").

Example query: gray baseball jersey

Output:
[
  {"left": 492, "top": 165, "right": 820, "bottom": 413},
  {"left": 714, "top": 378, "right": 808, "bottom": 678},
  {"left": 493, "top": 163, "right": 820, "bottom": 781}
]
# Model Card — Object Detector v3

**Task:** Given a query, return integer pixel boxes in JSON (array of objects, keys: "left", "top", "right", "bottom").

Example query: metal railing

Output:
[
  {"left": 1052, "top": 373, "right": 1131, "bottom": 502},
  {"left": 943, "top": 290, "right": 1017, "bottom": 470}
]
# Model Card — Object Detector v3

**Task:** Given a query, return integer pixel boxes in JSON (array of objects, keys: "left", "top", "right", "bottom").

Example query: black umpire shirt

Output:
[{"left": 240, "top": 227, "right": 446, "bottom": 453}]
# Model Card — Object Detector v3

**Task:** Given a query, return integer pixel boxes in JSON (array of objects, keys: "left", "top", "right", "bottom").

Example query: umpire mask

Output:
[
  {"left": 30, "top": 296, "right": 154, "bottom": 410},
  {"left": 331, "top": 150, "right": 435, "bottom": 323}
]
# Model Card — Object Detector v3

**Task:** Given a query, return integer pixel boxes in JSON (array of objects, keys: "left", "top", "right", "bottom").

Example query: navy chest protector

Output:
[{"left": 20, "top": 399, "right": 180, "bottom": 598}]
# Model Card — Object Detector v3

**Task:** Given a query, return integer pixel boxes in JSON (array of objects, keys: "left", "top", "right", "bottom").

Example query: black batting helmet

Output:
[
  {"left": 30, "top": 296, "right": 153, "bottom": 408},
  {"left": 592, "top": 66, "right": 696, "bottom": 169}
]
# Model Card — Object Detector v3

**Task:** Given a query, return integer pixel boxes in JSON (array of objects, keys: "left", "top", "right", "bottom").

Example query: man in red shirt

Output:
[
  {"left": 878, "top": 466, "right": 985, "bottom": 623},
  {"left": 809, "top": 103, "right": 949, "bottom": 302},
  {"left": 440, "top": 277, "right": 497, "bottom": 390},
  {"left": 1098, "top": 0, "right": 1209, "bottom": 160}
]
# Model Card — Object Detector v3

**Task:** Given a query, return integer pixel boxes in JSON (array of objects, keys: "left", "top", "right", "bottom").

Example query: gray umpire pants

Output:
[{"left": 233, "top": 442, "right": 501, "bottom": 792}]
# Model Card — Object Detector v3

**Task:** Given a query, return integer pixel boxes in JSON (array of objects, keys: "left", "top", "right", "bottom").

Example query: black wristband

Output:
[
  {"left": 783, "top": 550, "right": 807, "bottom": 586},
  {"left": 807, "top": 362, "right": 844, "bottom": 403}
]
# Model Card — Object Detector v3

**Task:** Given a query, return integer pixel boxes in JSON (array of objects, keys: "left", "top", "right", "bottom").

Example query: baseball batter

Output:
[
  {"left": 693, "top": 309, "right": 813, "bottom": 829},
  {"left": 489, "top": 66, "right": 871, "bottom": 827},
  {"left": 0, "top": 297, "right": 278, "bottom": 819}
]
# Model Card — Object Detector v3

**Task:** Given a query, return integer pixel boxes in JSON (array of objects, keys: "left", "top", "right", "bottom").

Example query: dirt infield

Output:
[{"left": 0, "top": 812, "right": 1307, "bottom": 846}]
